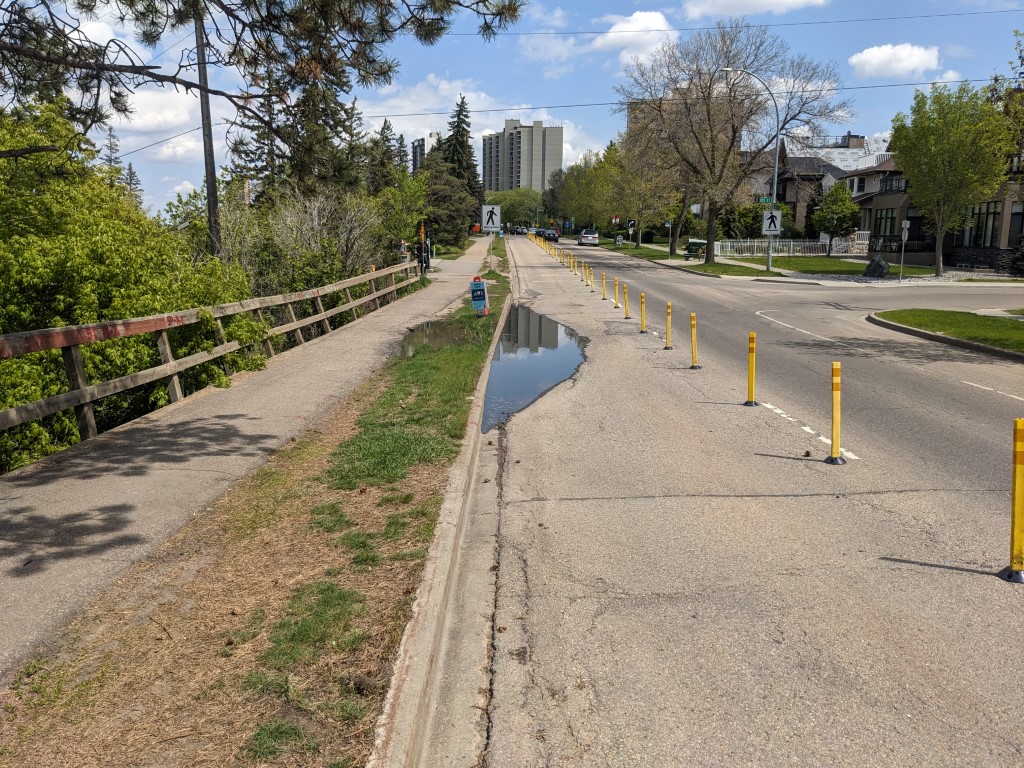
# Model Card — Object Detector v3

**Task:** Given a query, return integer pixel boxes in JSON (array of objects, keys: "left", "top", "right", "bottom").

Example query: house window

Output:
[
  {"left": 1010, "top": 202, "right": 1024, "bottom": 248},
  {"left": 958, "top": 201, "right": 1002, "bottom": 247},
  {"left": 848, "top": 179, "right": 855, "bottom": 192},
  {"left": 856, "top": 177, "right": 865, "bottom": 194},
  {"left": 873, "top": 208, "right": 896, "bottom": 236}
]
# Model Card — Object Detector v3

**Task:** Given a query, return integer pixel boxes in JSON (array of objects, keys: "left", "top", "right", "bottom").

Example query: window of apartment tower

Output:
[
  {"left": 958, "top": 201, "right": 1002, "bottom": 247},
  {"left": 873, "top": 208, "right": 896, "bottom": 235}
]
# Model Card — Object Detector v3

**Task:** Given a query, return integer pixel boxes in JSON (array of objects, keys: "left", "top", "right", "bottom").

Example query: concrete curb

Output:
[
  {"left": 866, "top": 312, "right": 1024, "bottom": 363},
  {"left": 367, "top": 253, "right": 513, "bottom": 768}
]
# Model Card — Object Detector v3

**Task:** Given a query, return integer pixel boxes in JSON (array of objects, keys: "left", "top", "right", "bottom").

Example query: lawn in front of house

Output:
[
  {"left": 733, "top": 256, "right": 936, "bottom": 277},
  {"left": 877, "top": 309, "right": 1024, "bottom": 354}
]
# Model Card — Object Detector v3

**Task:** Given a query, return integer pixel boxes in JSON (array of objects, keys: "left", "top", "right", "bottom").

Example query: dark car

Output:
[{"left": 543, "top": 229, "right": 559, "bottom": 242}]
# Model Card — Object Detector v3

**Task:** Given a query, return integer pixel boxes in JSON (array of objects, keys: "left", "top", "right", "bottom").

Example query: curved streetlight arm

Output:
[{"left": 720, "top": 66, "right": 782, "bottom": 272}]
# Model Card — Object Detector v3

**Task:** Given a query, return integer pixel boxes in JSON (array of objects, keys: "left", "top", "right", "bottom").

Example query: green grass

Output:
[
  {"left": 877, "top": 309, "right": 1024, "bottom": 354},
  {"left": 310, "top": 502, "right": 354, "bottom": 532},
  {"left": 733, "top": 256, "right": 936, "bottom": 277},
  {"left": 1010, "top": 308, "right": 1024, "bottom": 316},
  {"left": 602, "top": 242, "right": 676, "bottom": 260},
  {"left": 379, "top": 492, "right": 414, "bottom": 506},
  {"left": 244, "top": 720, "right": 318, "bottom": 760},
  {"left": 681, "top": 262, "right": 785, "bottom": 277},
  {"left": 325, "top": 274, "right": 510, "bottom": 490},
  {"left": 220, "top": 608, "right": 267, "bottom": 656},
  {"left": 261, "top": 583, "right": 366, "bottom": 670}
]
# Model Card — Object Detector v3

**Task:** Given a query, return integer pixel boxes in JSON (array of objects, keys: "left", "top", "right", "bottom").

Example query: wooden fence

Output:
[{"left": 0, "top": 261, "right": 420, "bottom": 442}]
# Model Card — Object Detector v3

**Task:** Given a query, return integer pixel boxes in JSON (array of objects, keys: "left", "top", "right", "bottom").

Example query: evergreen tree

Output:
[
  {"left": 441, "top": 95, "right": 484, "bottom": 205},
  {"left": 120, "top": 162, "right": 143, "bottom": 202},
  {"left": 395, "top": 133, "right": 411, "bottom": 171},
  {"left": 282, "top": 80, "right": 361, "bottom": 193},
  {"left": 365, "top": 118, "right": 400, "bottom": 196},
  {"left": 420, "top": 150, "right": 476, "bottom": 246},
  {"left": 226, "top": 64, "right": 289, "bottom": 201},
  {"left": 100, "top": 127, "right": 122, "bottom": 182}
]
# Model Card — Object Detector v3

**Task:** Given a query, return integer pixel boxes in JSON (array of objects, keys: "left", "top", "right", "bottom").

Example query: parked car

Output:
[
  {"left": 528, "top": 227, "right": 538, "bottom": 235},
  {"left": 543, "top": 229, "right": 559, "bottom": 242},
  {"left": 577, "top": 229, "right": 599, "bottom": 246},
  {"left": 684, "top": 238, "right": 707, "bottom": 258}
]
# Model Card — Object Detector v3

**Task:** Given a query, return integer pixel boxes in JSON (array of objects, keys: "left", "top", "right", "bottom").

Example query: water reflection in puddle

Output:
[
  {"left": 400, "top": 320, "right": 470, "bottom": 356},
  {"left": 482, "top": 305, "right": 585, "bottom": 432}
]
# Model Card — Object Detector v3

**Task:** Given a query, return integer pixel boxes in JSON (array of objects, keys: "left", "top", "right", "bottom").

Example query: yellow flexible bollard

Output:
[
  {"left": 689, "top": 312, "right": 700, "bottom": 368},
  {"left": 640, "top": 293, "right": 647, "bottom": 332},
  {"left": 590, "top": 267, "right": 596, "bottom": 292},
  {"left": 623, "top": 284, "right": 631, "bottom": 319},
  {"left": 582, "top": 261, "right": 587, "bottom": 283},
  {"left": 744, "top": 332, "right": 758, "bottom": 406},
  {"left": 664, "top": 303, "right": 673, "bottom": 350},
  {"left": 1003, "top": 419, "right": 1024, "bottom": 583},
  {"left": 825, "top": 361, "right": 845, "bottom": 464},
  {"left": 614, "top": 278, "right": 620, "bottom": 308},
  {"left": 602, "top": 272, "right": 607, "bottom": 300}
]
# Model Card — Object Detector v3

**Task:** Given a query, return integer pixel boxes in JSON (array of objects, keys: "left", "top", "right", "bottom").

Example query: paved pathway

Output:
[{"left": 0, "top": 243, "right": 491, "bottom": 682}]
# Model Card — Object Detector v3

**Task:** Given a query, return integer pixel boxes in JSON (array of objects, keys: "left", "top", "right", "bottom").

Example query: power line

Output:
[
  {"left": 463, "top": 8, "right": 1024, "bottom": 37},
  {"left": 364, "top": 77, "right": 996, "bottom": 120},
  {"left": 119, "top": 121, "right": 231, "bottom": 158}
]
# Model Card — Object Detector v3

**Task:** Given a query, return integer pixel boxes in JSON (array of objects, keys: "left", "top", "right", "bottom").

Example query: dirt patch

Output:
[{"left": 0, "top": 372, "right": 450, "bottom": 767}]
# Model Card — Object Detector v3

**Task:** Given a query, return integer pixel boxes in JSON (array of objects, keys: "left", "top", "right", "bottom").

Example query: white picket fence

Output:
[{"left": 714, "top": 231, "right": 870, "bottom": 257}]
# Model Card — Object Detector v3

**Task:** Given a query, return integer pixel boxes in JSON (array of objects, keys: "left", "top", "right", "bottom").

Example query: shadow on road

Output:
[
  {"left": 1, "top": 503, "right": 144, "bottom": 578},
  {"left": 879, "top": 556, "right": 998, "bottom": 579},
  {"left": 2, "top": 413, "right": 278, "bottom": 487}
]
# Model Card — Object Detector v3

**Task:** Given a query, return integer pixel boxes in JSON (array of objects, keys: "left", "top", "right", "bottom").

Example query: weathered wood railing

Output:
[{"left": 0, "top": 261, "right": 420, "bottom": 441}]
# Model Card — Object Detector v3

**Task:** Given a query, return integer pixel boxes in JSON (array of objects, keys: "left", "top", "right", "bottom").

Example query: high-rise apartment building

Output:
[
  {"left": 481, "top": 119, "right": 563, "bottom": 193},
  {"left": 411, "top": 131, "right": 443, "bottom": 172}
]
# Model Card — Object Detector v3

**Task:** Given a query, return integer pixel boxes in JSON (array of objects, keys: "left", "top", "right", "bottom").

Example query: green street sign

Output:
[{"left": 757, "top": 196, "right": 772, "bottom": 203}]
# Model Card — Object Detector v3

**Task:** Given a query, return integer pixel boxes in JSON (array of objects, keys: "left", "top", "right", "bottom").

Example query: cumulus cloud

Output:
[
  {"left": 172, "top": 180, "right": 195, "bottom": 195},
  {"left": 589, "top": 11, "right": 677, "bottom": 67},
  {"left": 683, "top": 0, "right": 829, "bottom": 20},
  {"left": 935, "top": 69, "right": 963, "bottom": 83},
  {"left": 848, "top": 43, "right": 940, "bottom": 79},
  {"left": 112, "top": 90, "right": 200, "bottom": 133}
]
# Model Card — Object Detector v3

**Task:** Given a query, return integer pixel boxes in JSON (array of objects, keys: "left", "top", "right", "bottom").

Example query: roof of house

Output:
[
  {"left": 781, "top": 156, "right": 846, "bottom": 179},
  {"left": 840, "top": 156, "right": 897, "bottom": 178}
]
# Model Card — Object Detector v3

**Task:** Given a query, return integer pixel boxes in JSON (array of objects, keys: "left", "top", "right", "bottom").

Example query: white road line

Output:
[
  {"left": 762, "top": 402, "right": 861, "bottom": 460},
  {"left": 962, "top": 380, "right": 1023, "bottom": 401}
]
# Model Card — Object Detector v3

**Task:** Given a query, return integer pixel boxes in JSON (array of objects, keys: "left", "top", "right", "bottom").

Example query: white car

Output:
[{"left": 577, "top": 229, "right": 599, "bottom": 246}]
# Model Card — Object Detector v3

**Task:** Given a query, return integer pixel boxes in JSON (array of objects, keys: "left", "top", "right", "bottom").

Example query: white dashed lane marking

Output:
[
  {"left": 762, "top": 402, "right": 861, "bottom": 460},
  {"left": 962, "top": 381, "right": 1024, "bottom": 402}
]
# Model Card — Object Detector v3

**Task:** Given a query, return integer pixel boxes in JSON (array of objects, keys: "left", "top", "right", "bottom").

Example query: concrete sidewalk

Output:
[{"left": 0, "top": 241, "right": 491, "bottom": 682}]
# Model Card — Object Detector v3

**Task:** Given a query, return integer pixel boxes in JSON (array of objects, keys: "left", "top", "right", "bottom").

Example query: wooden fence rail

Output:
[{"left": 0, "top": 261, "right": 420, "bottom": 440}]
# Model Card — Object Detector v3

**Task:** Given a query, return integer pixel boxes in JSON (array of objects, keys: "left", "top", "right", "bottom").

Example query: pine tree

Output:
[
  {"left": 395, "top": 133, "right": 410, "bottom": 171},
  {"left": 119, "top": 162, "right": 143, "bottom": 201},
  {"left": 282, "top": 80, "right": 361, "bottom": 193},
  {"left": 100, "top": 127, "right": 122, "bottom": 185},
  {"left": 441, "top": 95, "right": 484, "bottom": 205},
  {"left": 227, "top": 65, "right": 289, "bottom": 201},
  {"left": 365, "top": 118, "right": 400, "bottom": 195}
]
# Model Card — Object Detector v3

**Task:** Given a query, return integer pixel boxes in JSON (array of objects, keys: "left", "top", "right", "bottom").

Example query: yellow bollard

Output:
[
  {"left": 624, "top": 284, "right": 631, "bottom": 319},
  {"left": 689, "top": 312, "right": 700, "bottom": 368},
  {"left": 664, "top": 303, "right": 673, "bottom": 350},
  {"left": 614, "top": 278, "right": 620, "bottom": 308},
  {"left": 744, "top": 332, "right": 758, "bottom": 406},
  {"left": 640, "top": 293, "right": 647, "bottom": 332},
  {"left": 602, "top": 272, "right": 607, "bottom": 300},
  {"left": 582, "top": 261, "right": 587, "bottom": 283},
  {"left": 825, "top": 361, "right": 845, "bottom": 464},
  {"left": 1004, "top": 419, "right": 1024, "bottom": 582},
  {"left": 590, "top": 267, "right": 596, "bottom": 292}
]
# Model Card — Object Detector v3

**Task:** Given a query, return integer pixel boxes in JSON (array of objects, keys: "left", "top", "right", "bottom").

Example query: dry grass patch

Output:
[{"left": 0, "top": 374, "right": 449, "bottom": 768}]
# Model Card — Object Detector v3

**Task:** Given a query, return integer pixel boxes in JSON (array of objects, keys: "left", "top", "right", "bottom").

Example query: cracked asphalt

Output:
[{"left": 425, "top": 237, "right": 1024, "bottom": 767}]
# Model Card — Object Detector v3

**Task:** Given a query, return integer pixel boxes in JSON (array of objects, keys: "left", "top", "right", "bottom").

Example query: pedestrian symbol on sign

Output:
[{"left": 762, "top": 210, "right": 781, "bottom": 235}]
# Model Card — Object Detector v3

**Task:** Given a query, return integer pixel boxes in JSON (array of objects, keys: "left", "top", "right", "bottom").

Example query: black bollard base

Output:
[
  {"left": 689, "top": 364, "right": 702, "bottom": 369},
  {"left": 824, "top": 455, "right": 846, "bottom": 465},
  {"left": 998, "top": 567, "right": 1024, "bottom": 584},
  {"left": 743, "top": 400, "right": 759, "bottom": 407}
]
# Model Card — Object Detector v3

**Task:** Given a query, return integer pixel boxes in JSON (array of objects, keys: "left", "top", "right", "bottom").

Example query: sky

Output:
[{"left": 89, "top": 0, "right": 1024, "bottom": 212}]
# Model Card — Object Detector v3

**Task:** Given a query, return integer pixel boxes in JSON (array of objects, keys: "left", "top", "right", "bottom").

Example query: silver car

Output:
[{"left": 577, "top": 229, "right": 599, "bottom": 246}]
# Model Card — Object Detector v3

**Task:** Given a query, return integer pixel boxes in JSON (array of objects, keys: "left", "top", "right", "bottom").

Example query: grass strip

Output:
[
  {"left": 732, "top": 256, "right": 936, "bottom": 277},
  {"left": 877, "top": 309, "right": 1024, "bottom": 354},
  {"left": 679, "top": 262, "right": 785, "bottom": 277}
]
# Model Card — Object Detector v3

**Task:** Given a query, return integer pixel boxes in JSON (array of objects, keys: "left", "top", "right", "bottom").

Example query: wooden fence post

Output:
[
  {"left": 60, "top": 344, "right": 98, "bottom": 440},
  {"left": 155, "top": 330, "right": 184, "bottom": 404},
  {"left": 313, "top": 296, "right": 331, "bottom": 335},
  {"left": 254, "top": 309, "right": 274, "bottom": 357},
  {"left": 344, "top": 288, "right": 358, "bottom": 322},
  {"left": 284, "top": 303, "right": 304, "bottom": 344},
  {"left": 214, "top": 318, "right": 234, "bottom": 374}
]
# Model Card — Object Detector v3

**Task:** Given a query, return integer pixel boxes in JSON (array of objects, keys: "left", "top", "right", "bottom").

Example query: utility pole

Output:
[{"left": 194, "top": 12, "right": 221, "bottom": 256}]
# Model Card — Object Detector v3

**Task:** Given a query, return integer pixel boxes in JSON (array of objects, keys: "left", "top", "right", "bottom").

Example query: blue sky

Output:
[{"left": 92, "top": 0, "right": 1024, "bottom": 211}]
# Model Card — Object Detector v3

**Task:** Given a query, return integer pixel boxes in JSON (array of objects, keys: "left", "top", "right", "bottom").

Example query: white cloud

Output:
[
  {"left": 172, "top": 180, "right": 195, "bottom": 195},
  {"left": 683, "top": 0, "right": 829, "bottom": 20},
  {"left": 935, "top": 69, "right": 963, "bottom": 83},
  {"left": 848, "top": 43, "right": 940, "bottom": 79},
  {"left": 149, "top": 134, "right": 204, "bottom": 162},
  {"left": 113, "top": 89, "right": 200, "bottom": 133},
  {"left": 590, "top": 12, "right": 677, "bottom": 67},
  {"left": 525, "top": 4, "right": 569, "bottom": 28}
]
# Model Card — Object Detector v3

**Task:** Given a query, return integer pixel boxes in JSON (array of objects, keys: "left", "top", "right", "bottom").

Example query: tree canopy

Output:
[
  {"left": 891, "top": 82, "right": 1015, "bottom": 275},
  {"left": 811, "top": 182, "right": 859, "bottom": 256}
]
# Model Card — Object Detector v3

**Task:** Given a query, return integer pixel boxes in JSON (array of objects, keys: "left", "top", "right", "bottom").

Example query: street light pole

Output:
[{"left": 722, "top": 67, "right": 781, "bottom": 274}]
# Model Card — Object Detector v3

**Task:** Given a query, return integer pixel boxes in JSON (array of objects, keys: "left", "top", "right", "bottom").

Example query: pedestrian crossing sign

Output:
[{"left": 762, "top": 209, "right": 782, "bottom": 235}]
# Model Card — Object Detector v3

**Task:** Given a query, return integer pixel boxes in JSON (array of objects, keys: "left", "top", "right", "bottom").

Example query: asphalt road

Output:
[{"left": 469, "top": 238, "right": 1023, "bottom": 767}]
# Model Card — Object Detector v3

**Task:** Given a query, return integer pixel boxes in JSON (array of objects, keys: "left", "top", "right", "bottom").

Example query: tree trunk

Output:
[
  {"left": 934, "top": 235, "right": 945, "bottom": 277},
  {"left": 669, "top": 194, "right": 688, "bottom": 256},
  {"left": 705, "top": 204, "right": 719, "bottom": 264},
  {"left": 826, "top": 234, "right": 834, "bottom": 258}
]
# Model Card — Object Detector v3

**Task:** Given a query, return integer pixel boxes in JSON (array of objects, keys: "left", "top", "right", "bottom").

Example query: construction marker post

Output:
[
  {"left": 624, "top": 284, "right": 631, "bottom": 319},
  {"left": 602, "top": 273, "right": 607, "bottom": 300},
  {"left": 590, "top": 267, "right": 596, "bottom": 292},
  {"left": 1001, "top": 419, "right": 1024, "bottom": 583},
  {"left": 640, "top": 293, "right": 647, "bottom": 333},
  {"left": 664, "top": 303, "right": 673, "bottom": 350},
  {"left": 689, "top": 313, "right": 701, "bottom": 369},
  {"left": 614, "top": 278, "right": 620, "bottom": 308},
  {"left": 825, "top": 362, "right": 845, "bottom": 464},
  {"left": 581, "top": 261, "right": 587, "bottom": 283},
  {"left": 744, "top": 332, "right": 758, "bottom": 406}
]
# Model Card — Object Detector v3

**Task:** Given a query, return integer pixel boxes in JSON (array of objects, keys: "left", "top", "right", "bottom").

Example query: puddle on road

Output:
[{"left": 482, "top": 305, "right": 585, "bottom": 433}]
